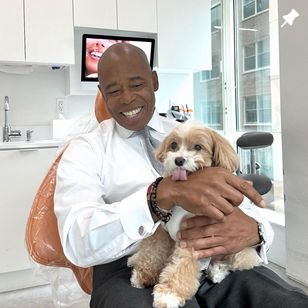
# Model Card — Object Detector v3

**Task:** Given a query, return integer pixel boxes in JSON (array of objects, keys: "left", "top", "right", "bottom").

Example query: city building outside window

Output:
[
  {"left": 243, "top": 0, "right": 269, "bottom": 19},
  {"left": 193, "top": 0, "right": 283, "bottom": 218},
  {"left": 244, "top": 38, "right": 270, "bottom": 71}
]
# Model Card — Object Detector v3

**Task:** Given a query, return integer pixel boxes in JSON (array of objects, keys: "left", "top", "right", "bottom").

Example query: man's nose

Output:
[{"left": 122, "top": 89, "right": 135, "bottom": 104}]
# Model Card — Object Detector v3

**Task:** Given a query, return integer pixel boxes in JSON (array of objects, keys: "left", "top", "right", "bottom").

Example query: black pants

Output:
[{"left": 90, "top": 256, "right": 308, "bottom": 308}]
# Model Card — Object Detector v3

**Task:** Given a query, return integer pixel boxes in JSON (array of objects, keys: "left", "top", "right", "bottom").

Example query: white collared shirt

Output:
[{"left": 54, "top": 111, "right": 273, "bottom": 267}]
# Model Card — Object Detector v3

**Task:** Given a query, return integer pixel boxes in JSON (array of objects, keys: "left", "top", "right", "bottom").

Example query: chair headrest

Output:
[
  {"left": 237, "top": 132, "right": 274, "bottom": 149},
  {"left": 95, "top": 91, "right": 111, "bottom": 122}
]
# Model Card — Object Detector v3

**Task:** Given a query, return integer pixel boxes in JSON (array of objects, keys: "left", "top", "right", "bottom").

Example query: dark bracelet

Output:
[{"left": 147, "top": 177, "right": 172, "bottom": 223}]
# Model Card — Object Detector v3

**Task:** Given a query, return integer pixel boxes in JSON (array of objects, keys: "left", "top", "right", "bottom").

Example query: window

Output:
[
  {"left": 244, "top": 38, "right": 270, "bottom": 71},
  {"left": 193, "top": 0, "right": 283, "bottom": 217},
  {"left": 194, "top": 99, "right": 222, "bottom": 128},
  {"left": 193, "top": 2, "right": 223, "bottom": 131},
  {"left": 211, "top": 4, "right": 221, "bottom": 32},
  {"left": 243, "top": 0, "right": 269, "bottom": 19},
  {"left": 244, "top": 95, "right": 272, "bottom": 124},
  {"left": 200, "top": 54, "right": 220, "bottom": 81}
]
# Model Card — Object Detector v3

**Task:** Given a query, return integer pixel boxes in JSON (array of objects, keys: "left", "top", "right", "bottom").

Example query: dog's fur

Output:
[{"left": 127, "top": 122, "right": 261, "bottom": 308}]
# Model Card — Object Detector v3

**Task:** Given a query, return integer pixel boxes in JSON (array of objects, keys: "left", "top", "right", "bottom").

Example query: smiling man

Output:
[
  {"left": 97, "top": 43, "right": 158, "bottom": 131},
  {"left": 54, "top": 43, "right": 308, "bottom": 308}
]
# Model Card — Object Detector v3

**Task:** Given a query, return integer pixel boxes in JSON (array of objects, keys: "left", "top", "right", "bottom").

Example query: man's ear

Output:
[{"left": 152, "top": 71, "right": 159, "bottom": 91}]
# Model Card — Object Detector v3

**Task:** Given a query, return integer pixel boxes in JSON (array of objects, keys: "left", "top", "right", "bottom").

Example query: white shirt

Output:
[{"left": 54, "top": 111, "right": 274, "bottom": 267}]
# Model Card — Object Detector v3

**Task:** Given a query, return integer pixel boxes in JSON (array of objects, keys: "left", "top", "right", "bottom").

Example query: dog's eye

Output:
[
  {"left": 193, "top": 144, "right": 202, "bottom": 151},
  {"left": 170, "top": 141, "right": 178, "bottom": 151}
]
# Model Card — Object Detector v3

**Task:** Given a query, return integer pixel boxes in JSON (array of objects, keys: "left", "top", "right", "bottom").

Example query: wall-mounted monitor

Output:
[{"left": 81, "top": 34, "right": 155, "bottom": 82}]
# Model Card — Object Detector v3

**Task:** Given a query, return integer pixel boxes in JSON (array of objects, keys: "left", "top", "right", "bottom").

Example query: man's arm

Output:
[
  {"left": 176, "top": 201, "right": 274, "bottom": 263},
  {"left": 54, "top": 137, "right": 159, "bottom": 267},
  {"left": 156, "top": 167, "right": 265, "bottom": 220},
  {"left": 154, "top": 167, "right": 272, "bottom": 261}
]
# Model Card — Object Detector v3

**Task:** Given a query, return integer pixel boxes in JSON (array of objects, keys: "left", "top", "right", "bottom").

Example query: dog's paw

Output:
[
  {"left": 130, "top": 268, "right": 157, "bottom": 288},
  {"left": 127, "top": 255, "right": 136, "bottom": 267},
  {"left": 153, "top": 291, "right": 184, "bottom": 308},
  {"left": 207, "top": 263, "right": 230, "bottom": 283},
  {"left": 130, "top": 268, "right": 145, "bottom": 288}
]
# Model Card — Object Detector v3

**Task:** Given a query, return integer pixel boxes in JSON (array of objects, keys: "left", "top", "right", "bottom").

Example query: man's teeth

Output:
[{"left": 122, "top": 108, "right": 142, "bottom": 118}]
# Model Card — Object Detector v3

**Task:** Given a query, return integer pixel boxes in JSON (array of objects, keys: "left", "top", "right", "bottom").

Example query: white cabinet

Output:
[
  {"left": 157, "top": 0, "right": 211, "bottom": 71},
  {"left": 74, "top": 0, "right": 117, "bottom": 30},
  {"left": 0, "top": 0, "right": 25, "bottom": 62},
  {"left": 117, "top": 0, "right": 157, "bottom": 33},
  {"left": 25, "top": 0, "right": 75, "bottom": 65},
  {"left": 0, "top": 147, "right": 58, "bottom": 275},
  {"left": 0, "top": 0, "right": 74, "bottom": 65},
  {"left": 73, "top": 0, "right": 157, "bottom": 33}
]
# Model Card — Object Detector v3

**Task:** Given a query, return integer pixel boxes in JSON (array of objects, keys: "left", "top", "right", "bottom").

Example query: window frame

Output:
[
  {"left": 243, "top": 37, "right": 270, "bottom": 73},
  {"left": 242, "top": 0, "right": 269, "bottom": 20}
]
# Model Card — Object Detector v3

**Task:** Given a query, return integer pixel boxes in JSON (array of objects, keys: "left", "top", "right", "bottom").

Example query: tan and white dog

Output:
[{"left": 128, "top": 122, "right": 261, "bottom": 308}]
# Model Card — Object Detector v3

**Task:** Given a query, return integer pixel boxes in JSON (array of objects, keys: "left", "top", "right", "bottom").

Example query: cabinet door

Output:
[
  {"left": 25, "top": 0, "right": 74, "bottom": 65},
  {"left": 74, "top": 0, "right": 117, "bottom": 30},
  {"left": 0, "top": 148, "right": 57, "bottom": 273},
  {"left": 0, "top": 0, "right": 25, "bottom": 63},
  {"left": 117, "top": 0, "right": 157, "bottom": 33},
  {"left": 157, "top": 0, "right": 211, "bottom": 70}
]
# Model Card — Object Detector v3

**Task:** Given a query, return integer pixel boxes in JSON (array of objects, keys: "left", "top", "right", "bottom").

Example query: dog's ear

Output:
[
  {"left": 209, "top": 129, "right": 239, "bottom": 173},
  {"left": 155, "top": 137, "right": 168, "bottom": 162}
]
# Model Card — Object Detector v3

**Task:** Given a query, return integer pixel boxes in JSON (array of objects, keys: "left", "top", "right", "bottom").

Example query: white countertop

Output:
[{"left": 0, "top": 139, "right": 64, "bottom": 151}]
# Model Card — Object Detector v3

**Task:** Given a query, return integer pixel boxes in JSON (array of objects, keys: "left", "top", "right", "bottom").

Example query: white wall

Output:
[
  {"left": 278, "top": 0, "right": 308, "bottom": 285},
  {"left": 0, "top": 67, "right": 96, "bottom": 140}
]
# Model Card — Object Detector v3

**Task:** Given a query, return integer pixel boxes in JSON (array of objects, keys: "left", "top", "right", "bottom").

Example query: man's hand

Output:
[
  {"left": 157, "top": 167, "right": 265, "bottom": 220},
  {"left": 177, "top": 207, "right": 260, "bottom": 259}
]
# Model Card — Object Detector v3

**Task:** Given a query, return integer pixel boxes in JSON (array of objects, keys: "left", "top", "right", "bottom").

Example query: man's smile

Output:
[{"left": 122, "top": 107, "right": 142, "bottom": 118}]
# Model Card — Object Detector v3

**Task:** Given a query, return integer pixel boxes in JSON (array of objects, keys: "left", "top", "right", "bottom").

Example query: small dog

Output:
[{"left": 128, "top": 122, "right": 261, "bottom": 308}]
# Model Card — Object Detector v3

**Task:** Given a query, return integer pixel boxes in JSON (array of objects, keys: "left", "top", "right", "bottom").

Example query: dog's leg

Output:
[
  {"left": 128, "top": 225, "right": 175, "bottom": 288},
  {"left": 207, "top": 247, "right": 262, "bottom": 283},
  {"left": 153, "top": 245, "right": 201, "bottom": 308}
]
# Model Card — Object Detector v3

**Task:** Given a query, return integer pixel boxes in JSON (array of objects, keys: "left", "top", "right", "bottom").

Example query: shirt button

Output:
[{"left": 138, "top": 225, "right": 145, "bottom": 236}]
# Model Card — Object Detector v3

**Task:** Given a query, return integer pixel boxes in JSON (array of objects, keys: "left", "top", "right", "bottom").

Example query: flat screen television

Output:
[{"left": 81, "top": 34, "right": 155, "bottom": 82}]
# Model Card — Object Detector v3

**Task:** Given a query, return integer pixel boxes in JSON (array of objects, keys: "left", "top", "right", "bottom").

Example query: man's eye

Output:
[
  {"left": 170, "top": 142, "right": 178, "bottom": 151},
  {"left": 131, "top": 83, "right": 143, "bottom": 89},
  {"left": 107, "top": 89, "right": 120, "bottom": 96},
  {"left": 193, "top": 144, "right": 202, "bottom": 151}
]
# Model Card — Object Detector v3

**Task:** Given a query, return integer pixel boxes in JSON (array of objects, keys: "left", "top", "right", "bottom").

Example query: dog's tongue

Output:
[{"left": 172, "top": 167, "right": 187, "bottom": 181}]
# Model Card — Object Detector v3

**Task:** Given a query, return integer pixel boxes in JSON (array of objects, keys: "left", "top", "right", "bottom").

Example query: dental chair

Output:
[
  {"left": 236, "top": 131, "right": 274, "bottom": 195},
  {"left": 25, "top": 91, "right": 111, "bottom": 294}
]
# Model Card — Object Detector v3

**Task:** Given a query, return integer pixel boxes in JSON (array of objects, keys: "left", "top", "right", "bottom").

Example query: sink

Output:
[{"left": 0, "top": 139, "right": 63, "bottom": 150}]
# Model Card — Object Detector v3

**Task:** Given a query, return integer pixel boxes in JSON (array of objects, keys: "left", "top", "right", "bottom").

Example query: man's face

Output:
[{"left": 98, "top": 54, "right": 158, "bottom": 131}]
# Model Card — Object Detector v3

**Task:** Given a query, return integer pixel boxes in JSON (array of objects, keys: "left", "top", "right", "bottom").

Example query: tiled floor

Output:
[{"left": 0, "top": 263, "right": 307, "bottom": 307}]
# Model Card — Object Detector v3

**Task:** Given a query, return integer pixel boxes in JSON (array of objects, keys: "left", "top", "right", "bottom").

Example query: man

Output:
[{"left": 54, "top": 43, "right": 308, "bottom": 307}]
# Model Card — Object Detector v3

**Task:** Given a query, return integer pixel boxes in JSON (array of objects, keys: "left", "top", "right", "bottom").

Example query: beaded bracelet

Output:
[{"left": 147, "top": 177, "right": 172, "bottom": 223}]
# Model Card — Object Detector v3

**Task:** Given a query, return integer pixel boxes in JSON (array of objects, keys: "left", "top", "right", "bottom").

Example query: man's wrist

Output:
[
  {"left": 155, "top": 176, "right": 177, "bottom": 211},
  {"left": 252, "top": 221, "right": 266, "bottom": 248},
  {"left": 147, "top": 177, "right": 172, "bottom": 223}
]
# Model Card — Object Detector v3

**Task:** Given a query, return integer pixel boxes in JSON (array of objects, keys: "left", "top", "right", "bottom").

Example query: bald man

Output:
[{"left": 55, "top": 43, "right": 308, "bottom": 308}]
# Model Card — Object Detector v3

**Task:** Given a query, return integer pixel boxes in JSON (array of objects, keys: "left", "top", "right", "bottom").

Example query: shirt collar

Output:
[{"left": 115, "top": 109, "right": 166, "bottom": 139}]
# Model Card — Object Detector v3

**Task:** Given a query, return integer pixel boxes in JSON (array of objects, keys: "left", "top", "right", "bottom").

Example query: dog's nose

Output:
[{"left": 175, "top": 157, "right": 186, "bottom": 167}]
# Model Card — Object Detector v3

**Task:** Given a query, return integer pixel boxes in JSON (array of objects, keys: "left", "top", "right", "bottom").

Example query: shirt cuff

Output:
[
  {"left": 119, "top": 186, "right": 160, "bottom": 240},
  {"left": 239, "top": 197, "right": 274, "bottom": 264}
]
